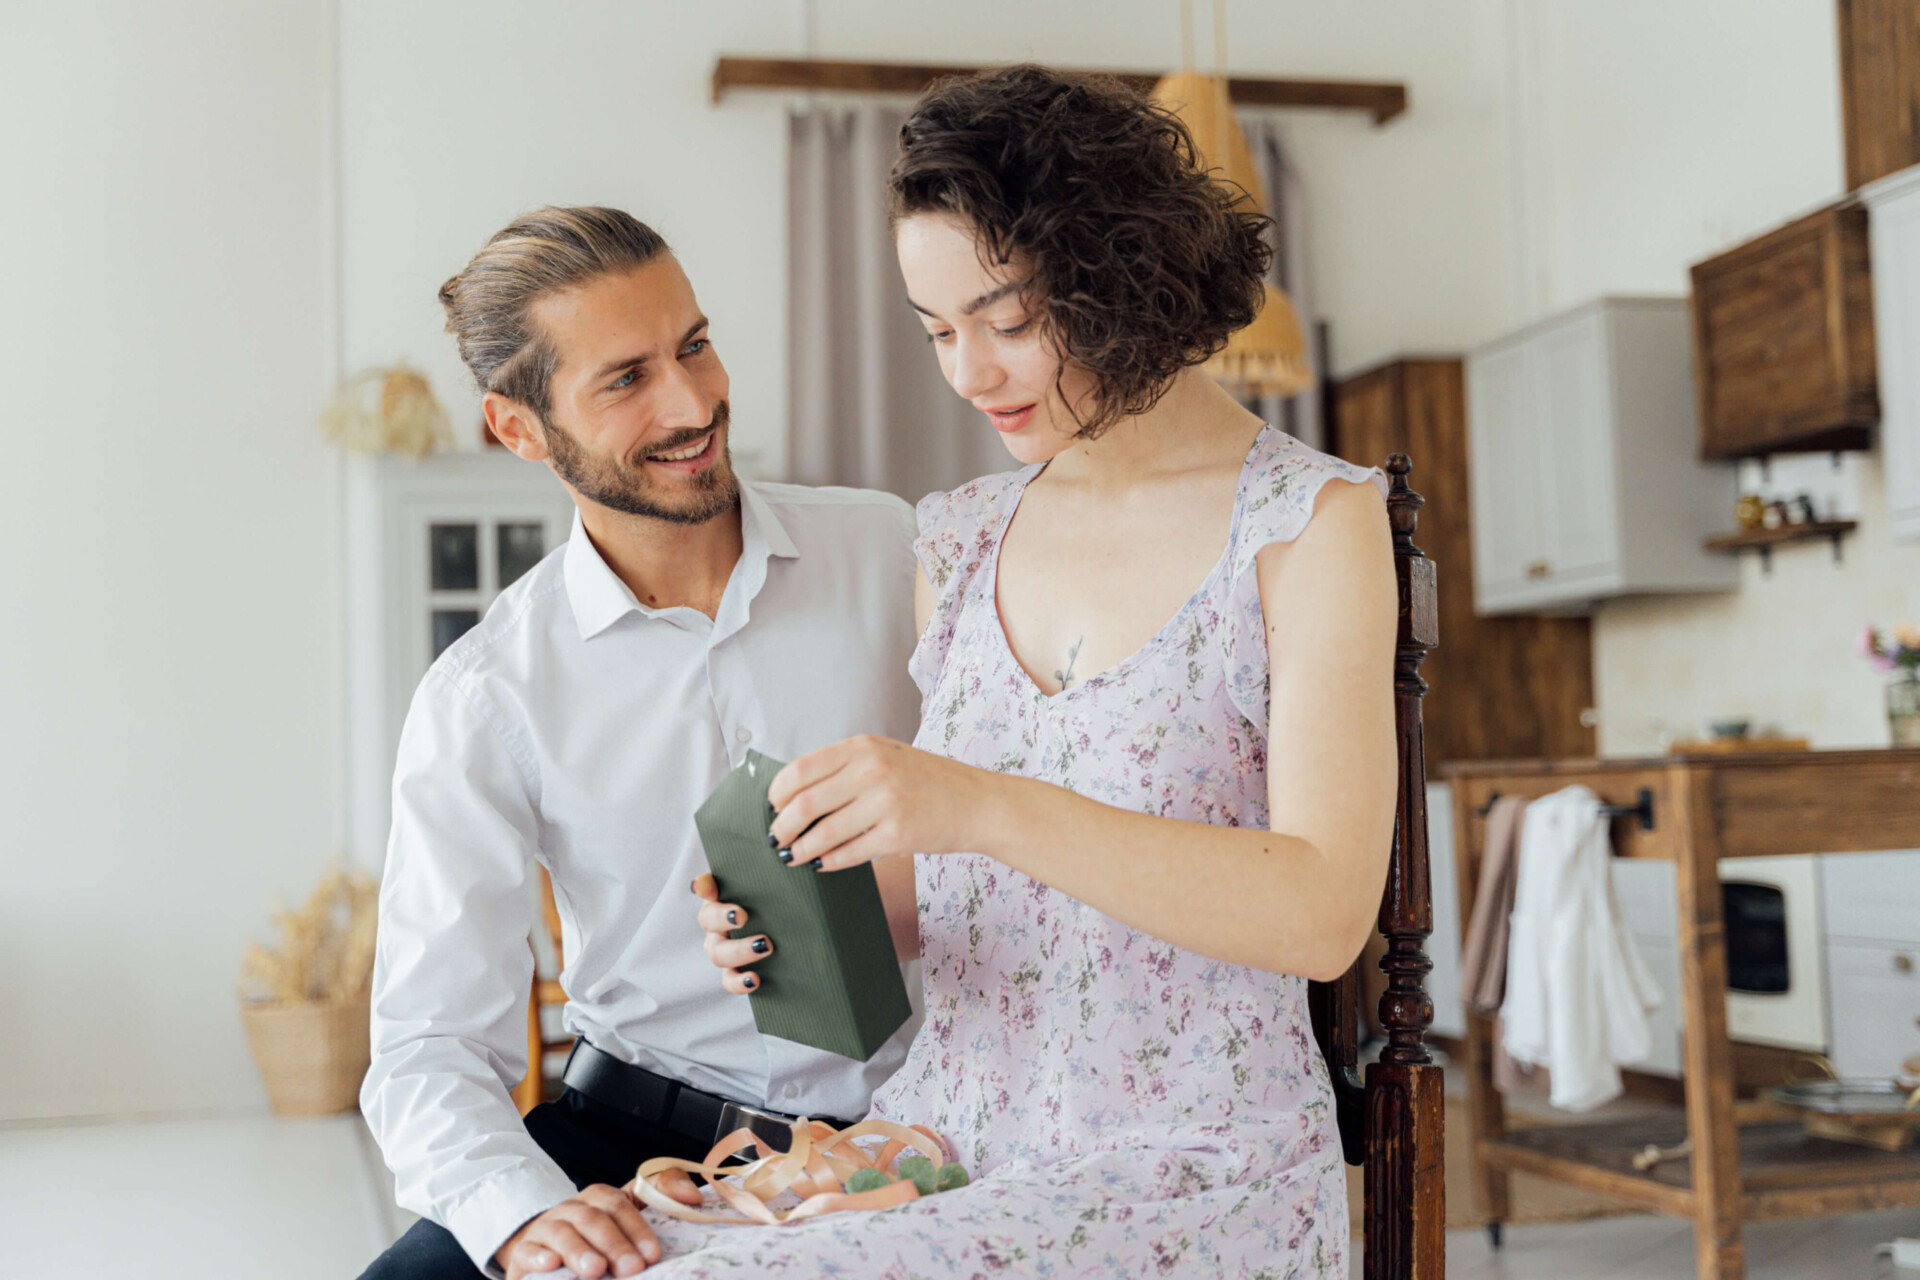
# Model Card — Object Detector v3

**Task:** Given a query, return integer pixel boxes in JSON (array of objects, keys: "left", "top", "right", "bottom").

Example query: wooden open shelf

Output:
[
  {"left": 709, "top": 57, "right": 1409, "bottom": 123},
  {"left": 1703, "top": 520, "right": 1857, "bottom": 569},
  {"left": 1483, "top": 1115, "right": 1920, "bottom": 1222}
]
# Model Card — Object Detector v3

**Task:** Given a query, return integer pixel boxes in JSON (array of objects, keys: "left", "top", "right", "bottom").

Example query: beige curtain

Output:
[
  {"left": 787, "top": 105, "right": 1005, "bottom": 503},
  {"left": 1241, "top": 114, "right": 1323, "bottom": 451},
  {"left": 787, "top": 106, "right": 1321, "bottom": 498}
]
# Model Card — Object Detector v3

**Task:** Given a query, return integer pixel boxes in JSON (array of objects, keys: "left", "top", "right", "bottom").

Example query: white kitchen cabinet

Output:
[
  {"left": 345, "top": 451, "right": 577, "bottom": 865},
  {"left": 1622, "top": 933, "right": 1684, "bottom": 1077},
  {"left": 1612, "top": 860, "right": 1683, "bottom": 1077},
  {"left": 1466, "top": 297, "right": 1739, "bottom": 613},
  {"left": 1612, "top": 858, "right": 1678, "bottom": 939},
  {"left": 1819, "top": 850, "right": 1920, "bottom": 946},
  {"left": 1863, "top": 164, "right": 1920, "bottom": 542},
  {"left": 1424, "top": 783, "right": 1465, "bottom": 1041},
  {"left": 1826, "top": 941, "right": 1920, "bottom": 1079}
]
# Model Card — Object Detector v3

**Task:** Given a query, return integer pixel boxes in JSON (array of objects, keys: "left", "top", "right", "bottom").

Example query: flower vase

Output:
[{"left": 1891, "top": 673, "right": 1920, "bottom": 748}]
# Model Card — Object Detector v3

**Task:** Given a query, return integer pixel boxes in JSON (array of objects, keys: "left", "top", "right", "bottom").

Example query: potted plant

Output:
[
  {"left": 1860, "top": 624, "right": 1920, "bottom": 748},
  {"left": 237, "top": 863, "right": 379, "bottom": 1115}
]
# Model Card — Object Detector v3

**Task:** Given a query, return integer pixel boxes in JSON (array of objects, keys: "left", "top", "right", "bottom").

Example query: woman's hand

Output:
[
  {"left": 691, "top": 873, "right": 770, "bottom": 995},
  {"left": 768, "top": 735, "right": 996, "bottom": 871}
]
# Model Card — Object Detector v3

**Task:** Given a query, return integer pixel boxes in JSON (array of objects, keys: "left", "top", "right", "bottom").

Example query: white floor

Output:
[
  {"left": 1447, "top": 1210, "right": 1920, "bottom": 1279},
  {"left": 0, "top": 1112, "right": 399, "bottom": 1279},
  {"left": 1, "top": 1111, "right": 1916, "bottom": 1278}
]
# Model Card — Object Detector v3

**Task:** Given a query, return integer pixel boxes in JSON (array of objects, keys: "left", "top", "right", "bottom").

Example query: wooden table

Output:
[{"left": 1445, "top": 749, "right": 1920, "bottom": 1280}]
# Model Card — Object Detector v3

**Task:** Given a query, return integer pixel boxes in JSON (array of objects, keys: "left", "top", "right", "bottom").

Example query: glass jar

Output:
[{"left": 1890, "top": 672, "right": 1920, "bottom": 748}]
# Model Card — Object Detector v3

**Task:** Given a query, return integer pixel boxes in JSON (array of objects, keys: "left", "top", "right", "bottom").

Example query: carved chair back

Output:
[{"left": 1305, "top": 454, "right": 1445, "bottom": 1279}]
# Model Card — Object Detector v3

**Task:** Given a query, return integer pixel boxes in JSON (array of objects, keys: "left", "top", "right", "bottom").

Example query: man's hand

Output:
[
  {"left": 494, "top": 1185, "right": 659, "bottom": 1279},
  {"left": 692, "top": 872, "right": 771, "bottom": 995}
]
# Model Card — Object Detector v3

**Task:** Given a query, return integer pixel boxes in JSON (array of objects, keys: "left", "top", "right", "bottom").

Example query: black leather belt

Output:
[{"left": 559, "top": 1040, "right": 851, "bottom": 1155}]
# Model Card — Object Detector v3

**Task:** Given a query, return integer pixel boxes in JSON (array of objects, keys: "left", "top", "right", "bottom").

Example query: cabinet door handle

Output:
[
  {"left": 1896, "top": 953, "right": 1914, "bottom": 974},
  {"left": 1526, "top": 560, "right": 1552, "bottom": 579}
]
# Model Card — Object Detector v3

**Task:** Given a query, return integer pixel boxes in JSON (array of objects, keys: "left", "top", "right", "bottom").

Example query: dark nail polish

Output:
[
  {"left": 727, "top": 909, "right": 739, "bottom": 926},
  {"left": 808, "top": 859, "right": 824, "bottom": 872},
  {"left": 751, "top": 937, "right": 770, "bottom": 954},
  {"left": 743, "top": 974, "right": 757, "bottom": 990},
  {"left": 766, "top": 832, "right": 779, "bottom": 848},
  {"left": 689, "top": 879, "right": 699, "bottom": 894},
  {"left": 777, "top": 849, "right": 793, "bottom": 864}
]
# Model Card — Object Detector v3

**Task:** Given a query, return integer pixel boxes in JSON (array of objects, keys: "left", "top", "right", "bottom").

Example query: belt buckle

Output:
[{"left": 717, "top": 1099, "right": 797, "bottom": 1155}]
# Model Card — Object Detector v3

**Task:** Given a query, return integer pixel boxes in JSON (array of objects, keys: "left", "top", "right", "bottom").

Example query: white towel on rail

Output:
[{"left": 1499, "top": 785, "right": 1663, "bottom": 1111}]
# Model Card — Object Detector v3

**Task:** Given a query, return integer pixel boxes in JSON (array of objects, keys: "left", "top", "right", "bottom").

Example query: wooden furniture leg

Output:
[
  {"left": 514, "top": 968, "right": 543, "bottom": 1113},
  {"left": 1672, "top": 769, "right": 1745, "bottom": 1280},
  {"left": 514, "top": 868, "right": 574, "bottom": 1115},
  {"left": 1451, "top": 782, "right": 1510, "bottom": 1244}
]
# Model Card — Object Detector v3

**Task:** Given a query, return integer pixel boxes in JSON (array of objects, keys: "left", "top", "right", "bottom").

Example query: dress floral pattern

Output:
[{"left": 640, "top": 427, "right": 1385, "bottom": 1277}]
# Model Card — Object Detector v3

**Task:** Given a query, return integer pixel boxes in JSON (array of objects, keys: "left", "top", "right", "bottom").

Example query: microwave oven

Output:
[{"left": 1720, "top": 854, "right": 1827, "bottom": 1053}]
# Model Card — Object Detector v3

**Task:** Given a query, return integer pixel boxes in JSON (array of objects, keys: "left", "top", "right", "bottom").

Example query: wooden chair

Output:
[
  {"left": 1306, "top": 454, "right": 1446, "bottom": 1279},
  {"left": 514, "top": 866, "right": 575, "bottom": 1114}
]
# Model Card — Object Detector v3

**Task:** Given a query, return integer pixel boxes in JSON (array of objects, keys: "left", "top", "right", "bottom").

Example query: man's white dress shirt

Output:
[{"left": 360, "top": 479, "right": 923, "bottom": 1271}]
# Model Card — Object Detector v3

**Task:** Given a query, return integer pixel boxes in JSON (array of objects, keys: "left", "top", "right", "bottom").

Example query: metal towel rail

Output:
[{"left": 1474, "top": 786, "right": 1656, "bottom": 832}]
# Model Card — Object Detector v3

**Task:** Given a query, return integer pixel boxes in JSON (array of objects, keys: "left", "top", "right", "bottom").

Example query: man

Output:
[{"left": 358, "top": 207, "right": 921, "bottom": 1280}]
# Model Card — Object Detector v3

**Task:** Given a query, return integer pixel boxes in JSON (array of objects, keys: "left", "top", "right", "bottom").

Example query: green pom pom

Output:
[
  {"left": 895, "top": 1154, "right": 937, "bottom": 1195},
  {"left": 935, "top": 1162, "right": 970, "bottom": 1191},
  {"left": 844, "top": 1168, "right": 892, "bottom": 1194}
]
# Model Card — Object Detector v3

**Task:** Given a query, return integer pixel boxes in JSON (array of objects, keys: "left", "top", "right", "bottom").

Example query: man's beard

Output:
[{"left": 542, "top": 401, "right": 739, "bottom": 526}]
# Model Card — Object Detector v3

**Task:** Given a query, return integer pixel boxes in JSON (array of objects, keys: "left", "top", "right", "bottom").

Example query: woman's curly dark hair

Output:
[{"left": 889, "top": 64, "right": 1272, "bottom": 438}]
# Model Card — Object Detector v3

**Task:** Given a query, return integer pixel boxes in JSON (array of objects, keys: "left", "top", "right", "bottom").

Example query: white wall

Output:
[
  {"left": 0, "top": 3, "right": 340, "bottom": 1118},
  {"left": 338, "top": 0, "right": 1518, "bottom": 481},
  {"left": 1, "top": 0, "right": 1520, "bottom": 1125},
  {"left": 1496, "top": 0, "right": 1920, "bottom": 753},
  {"left": 1506, "top": 0, "right": 1846, "bottom": 317},
  {"left": 18, "top": 0, "right": 1891, "bottom": 1121}
]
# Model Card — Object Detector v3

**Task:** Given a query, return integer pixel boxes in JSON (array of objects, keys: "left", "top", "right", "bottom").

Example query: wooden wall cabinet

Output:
[
  {"left": 1839, "top": 0, "right": 1920, "bottom": 191},
  {"left": 1332, "top": 358, "right": 1594, "bottom": 769},
  {"left": 1863, "top": 164, "right": 1920, "bottom": 542},
  {"left": 1464, "top": 297, "right": 1738, "bottom": 613},
  {"left": 1690, "top": 201, "right": 1878, "bottom": 458}
]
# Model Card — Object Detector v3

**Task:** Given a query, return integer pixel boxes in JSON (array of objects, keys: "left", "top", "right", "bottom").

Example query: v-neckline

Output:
[{"left": 985, "top": 424, "right": 1273, "bottom": 704}]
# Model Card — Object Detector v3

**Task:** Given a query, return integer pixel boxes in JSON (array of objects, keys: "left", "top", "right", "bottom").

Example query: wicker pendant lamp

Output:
[{"left": 1149, "top": 1, "right": 1313, "bottom": 397}]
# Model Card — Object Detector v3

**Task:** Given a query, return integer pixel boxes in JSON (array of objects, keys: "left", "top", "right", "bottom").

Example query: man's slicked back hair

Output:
[{"left": 439, "top": 206, "right": 670, "bottom": 419}]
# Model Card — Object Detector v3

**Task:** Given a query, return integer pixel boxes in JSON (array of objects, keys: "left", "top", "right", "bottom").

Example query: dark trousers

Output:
[{"left": 358, "top": 1088, "right": 713, "bottom": 1279}]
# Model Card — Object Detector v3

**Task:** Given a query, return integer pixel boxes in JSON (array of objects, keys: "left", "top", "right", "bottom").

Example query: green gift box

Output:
[{"left": 694, "top": 750, "right": 912, "bottom": 1062}]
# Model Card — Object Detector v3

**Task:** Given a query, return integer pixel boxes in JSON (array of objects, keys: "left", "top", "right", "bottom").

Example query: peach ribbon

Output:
[{"left": 627, "top": 1118, "right": 950, "bottom": 1225}]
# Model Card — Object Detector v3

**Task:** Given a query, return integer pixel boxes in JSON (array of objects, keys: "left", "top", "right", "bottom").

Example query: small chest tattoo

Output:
[{"left": 1054, "top": 637, "right": 1085, "bottom": 690}]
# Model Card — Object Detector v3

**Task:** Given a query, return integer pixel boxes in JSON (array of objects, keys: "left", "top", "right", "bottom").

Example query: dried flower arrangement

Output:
[
  {"left": 239, "top": 862, "right": 379, "bottom": 1006},
  {"left": 318, "top": 364, "right": 452, "bottom": 457}
]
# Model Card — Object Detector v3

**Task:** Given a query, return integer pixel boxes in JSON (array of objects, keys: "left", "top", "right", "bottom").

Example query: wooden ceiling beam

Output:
[{"left": 711, "top": 57, "right": 1408, "bottom": 125}]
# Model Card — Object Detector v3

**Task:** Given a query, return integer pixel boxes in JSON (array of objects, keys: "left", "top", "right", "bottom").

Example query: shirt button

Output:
[
  {"left": 736, "top": 727, "right": 753, "bottom": 744},
  {"left": 783, "top": 1082, "right": 800, "bottom": 1100}
]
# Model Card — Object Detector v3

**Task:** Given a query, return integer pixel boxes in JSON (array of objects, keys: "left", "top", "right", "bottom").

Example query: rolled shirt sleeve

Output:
[{"left": 359, "top": 668, "right": 579, "bottom": 1271}]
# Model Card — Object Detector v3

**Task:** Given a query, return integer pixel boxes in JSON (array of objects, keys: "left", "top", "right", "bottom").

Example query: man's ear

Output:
[{"left": 483, "top": 392, "right": 551, "bottom": 462}]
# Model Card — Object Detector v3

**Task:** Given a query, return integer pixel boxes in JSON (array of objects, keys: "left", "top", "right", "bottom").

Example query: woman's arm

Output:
[
  {"left": 871, "top": 567, "right": 939, "bottom": 959},
  {"left": 770, "top": 480, "right": 1397, "bottom": 980}
]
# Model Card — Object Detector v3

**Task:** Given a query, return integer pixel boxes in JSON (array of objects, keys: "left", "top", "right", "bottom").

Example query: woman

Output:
[{"left": 673, "top": 65, "right": 1398, "bottom": 1276}]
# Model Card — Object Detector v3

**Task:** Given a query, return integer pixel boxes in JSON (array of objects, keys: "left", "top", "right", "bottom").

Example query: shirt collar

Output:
[{"left": 563, "top": 481, "right": 798, "bottom": 641}]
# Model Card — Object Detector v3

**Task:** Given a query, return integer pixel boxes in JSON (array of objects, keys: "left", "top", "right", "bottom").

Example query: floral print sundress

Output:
[{"left": 642, "top": 427, "right": 1386, "bottom": 1277}]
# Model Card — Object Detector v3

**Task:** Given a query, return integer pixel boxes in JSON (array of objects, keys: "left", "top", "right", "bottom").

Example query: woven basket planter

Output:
[{"left": 241, "top": 994, "right": 370, "bottom": 1116}]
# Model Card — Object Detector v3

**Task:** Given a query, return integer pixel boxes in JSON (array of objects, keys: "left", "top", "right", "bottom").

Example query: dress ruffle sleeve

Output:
[
  {"left": 909, "top": 468, "right": 1036, "bottom": 704},
  {"left": 1217, "top": 432, "right": 1388, "bottom": 736}
]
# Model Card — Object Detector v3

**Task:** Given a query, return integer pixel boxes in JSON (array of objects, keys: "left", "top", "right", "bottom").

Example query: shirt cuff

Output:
[{"left": 441, "top": 1162, "right": 580, "bottom": 1276}]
